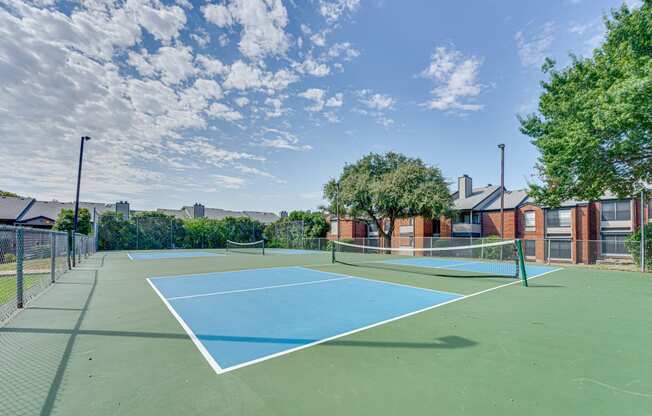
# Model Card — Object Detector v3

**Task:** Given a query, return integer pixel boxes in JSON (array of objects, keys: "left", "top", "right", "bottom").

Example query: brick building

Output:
[{"left": 328, "top": 174, "right": 650, "bottom": 265}]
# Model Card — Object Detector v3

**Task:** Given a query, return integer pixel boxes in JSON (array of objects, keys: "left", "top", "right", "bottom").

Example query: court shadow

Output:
[
  {"left": 0, "top": 327, "right": 476, "bottom": 351},
  {"left": 526, "top": 284, "right": 564, "bottom": 288},
  {"left": 336, "top": 260, "right": 514, "bottom": 280}
]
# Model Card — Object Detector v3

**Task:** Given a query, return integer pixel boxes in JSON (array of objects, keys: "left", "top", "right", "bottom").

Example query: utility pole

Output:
[
  {"left": 498, "top": 144, "right": 505, "bottom": 240},
  {"left": 642, "top": 189, "right": 646, "bottom": 272},
  {"left": 336, "top": 182, "right": 340, "bottom": 243},
  {"left": 72, "top": 136, "right": 91, "bottom": 267}
]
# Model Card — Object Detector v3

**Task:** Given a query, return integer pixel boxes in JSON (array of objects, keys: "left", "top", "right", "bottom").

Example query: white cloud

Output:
[
  {"left": 202, "top": 0, "right": 291, "bottom": 60},
  {"left": 358, "top": 91, "right": 394, "bottom": 110},
  {"left": 264, "top": 97, "right": 285, "bottom": 118},
  {"left": 223, "top": 60, "right": 298, "bottom": 92},
  {"left": 295, "top": 57, "right": 330, "bottom": 77},
  {"left": 0, "top": 2, "right": 283, "bottom": 202},
  {"left": 137, "top": 2, "right": 187, "bottom": 42},
  {"left": 326, "top": 92, "right": 343, "bottom": 107},
  {"left": 259, "top": 128, "right": 312, "bottom": 151},
  {"left": 190, "top": 29, "right": 210, "bottom": 47},
  {"left": 327, "top": 42, "right": 360, "bottom": 60},
  {"left": 212, "top": 174, "right": 246, "bottom": 189},
  {"left": 515, "top": 22, "right": 555, "bottom": 68},
  {"left": 319, "top": 0, "right": 360, "bottom": 24},
  {"left": 196, "top": 54, "right": 227, "bottom": 75},
  {"left": 298, "top": 88, "right": 327, "bottom": 112},
  {"left": 234, "top": 96, "right": 250, "bottom": 107},
  {"left": 419, "top": 46, "right": 484, "bottom": 112},
  {"left": 310, "top": 32, "right": 327, "bottom": 46},
  {"left": 207, "top": 103, "right": 244, "bottom": 121}
]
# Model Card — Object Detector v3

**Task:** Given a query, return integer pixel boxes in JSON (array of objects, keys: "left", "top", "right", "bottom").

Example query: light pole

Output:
[
  {"left": 498, "top": 144, "right": 505, "bottom": 240},
  {"left": 72, "top": 136, "right": 91, "bottom": 267}
]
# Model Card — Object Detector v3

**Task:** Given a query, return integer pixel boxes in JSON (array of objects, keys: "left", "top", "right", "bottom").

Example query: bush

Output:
[
  {"left": 4, "top": 253, "right": 16, "bottom": 263},
  {"left": 625, "top": 224, "right": 652, "bottom": 270}
]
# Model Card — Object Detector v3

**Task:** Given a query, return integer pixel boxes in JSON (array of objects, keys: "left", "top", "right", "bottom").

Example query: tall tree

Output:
[
  {"left": 519, "top": 0, "right": 652, "bottom": 206},
  {"left": 323, "top": 152, "right": 452, "bottom": 247},
  {"left": 53, "top": 208, "right": 92, "bottom": 235}
]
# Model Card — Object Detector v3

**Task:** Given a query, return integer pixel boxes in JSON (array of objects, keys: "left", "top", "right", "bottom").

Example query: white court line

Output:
[
  {"left": 149, "top": 264, "right": 564, "bottom": 375},
  {"left": 167, "top": 276, "right": 352, "bottom": 301},
  {"left": 146, "top": 278, "right": 223, "bottom": 374},
  {"left": 127, "top": 253, "right": 134, "bottom": 260}
]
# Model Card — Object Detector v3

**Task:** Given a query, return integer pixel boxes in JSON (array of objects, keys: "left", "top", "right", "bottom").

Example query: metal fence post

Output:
[
  {"left": 67, "top": 230, "right": 72, "bottom": 270},
  {"left": 50, "top": 233, "right": 56, "bottom": 283},
  {"left": 16, "top": 228, "right": 24, "bottom": 308},
  {"left": 641, "top": 191, "right": 646, "bottom": 273}
]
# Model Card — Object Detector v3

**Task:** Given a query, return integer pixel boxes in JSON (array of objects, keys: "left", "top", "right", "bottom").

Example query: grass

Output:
[
  {"left": 0, "top": 249, "right": 650, "bottom": 416},
  {"left": 0, "top": 258, "right": 52, "bottom": 272},
  {"left": 0, "top": 274, "right": 50, "bottom": 304}
]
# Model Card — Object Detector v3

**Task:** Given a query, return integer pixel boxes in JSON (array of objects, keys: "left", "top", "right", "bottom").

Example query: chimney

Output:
[
  {"left": 115, "top": 201, "right": 130, "bottom": 220},
  {"left": 193, "top": 203, "right": 205, "bottom": 219},
  {"left": 458, "top": 175, "right": 473, "bottom": 199},
  {"left": 280, "top": 211, "right": 288, "bottom": 218}
]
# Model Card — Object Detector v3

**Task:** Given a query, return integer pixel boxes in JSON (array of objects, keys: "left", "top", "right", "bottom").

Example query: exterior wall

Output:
[
  {"left": 326, "top": 219, "right": 367, "bottom": 240},
  {"left": 439, "top": 216, "right": 452, "bottom": 238},
  {"left": 481, "top": 210, "right": 516, "bottom": 239},
  {"left": 516, "top": 204, "right": 545, "bottom": 262}
]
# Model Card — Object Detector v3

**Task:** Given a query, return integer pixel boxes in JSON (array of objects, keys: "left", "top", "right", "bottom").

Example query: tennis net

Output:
[
  {"left": 332, "top": 239, "right": 528, "bottom": 283},
  {"left": 226, "top": 240, "right": 265, "bottom": 255}
]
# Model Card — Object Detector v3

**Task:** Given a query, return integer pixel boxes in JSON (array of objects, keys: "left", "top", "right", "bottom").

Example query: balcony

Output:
[{"left": 452, "top": 223, "right": 481, "bottom": 234}]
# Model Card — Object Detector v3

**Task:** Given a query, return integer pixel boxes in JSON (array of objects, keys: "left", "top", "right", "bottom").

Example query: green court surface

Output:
[{"left": 1, "top": 250, "right": 651, "bottom": 416}]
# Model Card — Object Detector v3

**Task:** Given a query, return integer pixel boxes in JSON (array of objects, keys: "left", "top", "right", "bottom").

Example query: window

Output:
[
  {"left": 459, "top": 212, "right": 480, "bottom": 224},
  {"left": 407, "top": 217, "right": 414, "bottom": 226},
  {"left": 330, "top": 220, "right": 338, "bottom": 236},
  {"left": 546, "top": 209, "right": 571, "bottom": 227},
  {"left": 399, "top": 225, "right": 413, "bottom": 237},
  {"left": 547, "top": 239, "right": 572, "bottom": 259},
  {"left": 524, "top": 211, "right": 536, "bottom": 231},
  {"left": 601, "top": 234, "right": 629, "bottom": 255},
  {"left": 601, "top": 200, "right": 631, "bottom": 221},
  {"left": 524, "top": 240, "right": 536, "bottom": 258}
]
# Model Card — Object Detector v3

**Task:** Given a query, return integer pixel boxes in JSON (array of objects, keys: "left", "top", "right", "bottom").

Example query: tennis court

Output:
[
  {"left": 128, "top": 251, "right": 224, "bottom": 260},
  {"left": 1, "top": 245, "right": 651, "bottom": 416}
]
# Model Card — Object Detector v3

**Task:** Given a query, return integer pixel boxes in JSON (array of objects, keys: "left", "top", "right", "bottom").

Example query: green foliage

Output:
[
  {"left": 0, "top": 190, "right": 21, "bottom": 198},
  {"left": 53, "top": 208, "right": 92, "bottom": 235},
  {"left": 4, "top": 253, "right": 16, "bottom": 263},
  {"left": 264, "top": 210, "right": 329, "bottom": 248},
  {"left": 625, "top": 223, "right": 652, "bottom": 269},
  {"left": 97, "top": 211, "right": 264, "bottom": 251},
  {"left": 520, "top": 1, "right": 652, "bottom": 205},
  {"left": 323, "top": 152, "right": 452, "bottom": 246}
]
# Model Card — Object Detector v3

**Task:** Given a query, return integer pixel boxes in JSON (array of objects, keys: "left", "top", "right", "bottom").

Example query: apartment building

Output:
[{"left": 327, "top": 175, "right": 650, "bottom": 265}]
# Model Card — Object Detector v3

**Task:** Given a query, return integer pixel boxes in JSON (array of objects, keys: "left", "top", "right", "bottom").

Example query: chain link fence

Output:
[{"left": 0, "top": 226, "right": 95, "bottom": 323}]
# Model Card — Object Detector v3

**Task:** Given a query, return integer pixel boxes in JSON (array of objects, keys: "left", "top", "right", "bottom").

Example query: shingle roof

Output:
[
  {"left": 452, "top": 185, "right": 500, "bottom": 210},
  {"left": 0, "top": 196, "right": 33, "bottom": 221},
  {"left": 18, "top": 200, "right": 114, "bottom": 222},
  {"left": 476, "top": 189, "right": 530, "bottom": 211}
]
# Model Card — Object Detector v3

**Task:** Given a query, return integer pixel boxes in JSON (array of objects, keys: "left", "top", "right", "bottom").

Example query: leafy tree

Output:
[
  {"left": 323, "top": 152, "right": 452, "bottom": 247},
  {"left": 264, "top": 211, "right": 328, "bottom": 248},
  {"left": 0, "top": 190, "right": 21, "bottom": 198},
  {"left": 519, "top": 1, "right": 652, "bottom": 206},
  {"left": 53, "top": 208, "right": 92, "bottom": 235},
  {"left": 625, "top": 223, "right": 652, "bottom": 269},
  {"left": 97, "top": 211, "right": 135, "bottom": 250}
]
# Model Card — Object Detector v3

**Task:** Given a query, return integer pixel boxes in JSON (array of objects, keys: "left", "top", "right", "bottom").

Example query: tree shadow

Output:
[{"left": 1, "top": 326, "right": 476, "bottom": 350}]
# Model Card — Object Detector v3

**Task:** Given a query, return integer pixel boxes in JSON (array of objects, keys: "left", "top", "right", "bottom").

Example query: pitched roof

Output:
[
  {"left": 476, "top": 189, "right": 530, "bottom": 211},
  {"left": 452, "top": 185, "right": 500, "bottom": 210},
  {"left": 0, "top": 196, "right": 33, "bottom": 221},
  {"left": 18, "top": 200, "right": 114, "bottom": 222},
  {"left": 156, "top": 208, "right": 188, "bottom": 220}
]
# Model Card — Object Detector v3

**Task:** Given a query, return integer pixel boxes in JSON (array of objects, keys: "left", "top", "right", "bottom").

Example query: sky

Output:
[{"left": 0, "top": 0, "right": 644, "bottom": 213}]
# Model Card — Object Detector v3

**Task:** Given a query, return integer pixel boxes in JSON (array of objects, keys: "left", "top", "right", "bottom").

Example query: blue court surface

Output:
[
  {"left": 148, "top": 267, "right": 462, "bottom": 373},
  {"left": 382, "top": 257, "right": 559, "bottom": 278},
  {"left": 128, "top": 251, "right": 223, "bottom": 260}
]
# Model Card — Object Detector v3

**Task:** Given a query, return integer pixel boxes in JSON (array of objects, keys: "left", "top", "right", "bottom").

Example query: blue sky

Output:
[{"left": 0, "top": 0, "right": 642, "bottom": 213}]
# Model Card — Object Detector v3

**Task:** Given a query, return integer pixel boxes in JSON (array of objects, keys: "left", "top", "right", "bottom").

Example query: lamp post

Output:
[
  {"left": 498, "top": 144, "right": 505, "bottom": 240},
  {"left": 72, "top": 136, "right": 91, "bottom": 267}
]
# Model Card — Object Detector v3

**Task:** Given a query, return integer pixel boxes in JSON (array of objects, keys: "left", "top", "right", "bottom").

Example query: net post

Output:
[
  {"left": 50, "top": 233, "right": 56, "bottom": 283},
  {"left": 331, "top": 240, "right": 335, "bottom": 264},
  {"left": 515, "top": 239, "right": 528, "bottom": 287},
  {"left": 262, "top": 240, "right": 265, "bottom": 256},
  {"left": 16, "top": 227, "right": 24, "bottom": 309}
]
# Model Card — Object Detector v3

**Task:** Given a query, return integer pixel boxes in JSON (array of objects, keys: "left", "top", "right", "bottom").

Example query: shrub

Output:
[{"left": 625, "top": 224, "right": 652, "bottom": 270}]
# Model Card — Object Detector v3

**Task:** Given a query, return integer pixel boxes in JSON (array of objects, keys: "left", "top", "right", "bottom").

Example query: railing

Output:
[{"left": 0, "top": 225, "right": 96, "bottom": 323}]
